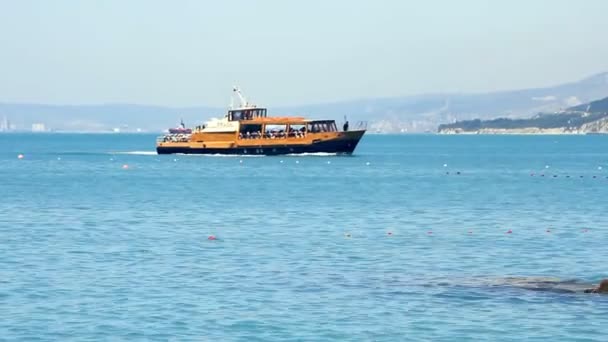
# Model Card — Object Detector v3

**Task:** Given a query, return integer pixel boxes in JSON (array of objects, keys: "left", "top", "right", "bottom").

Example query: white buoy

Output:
[
  {"left": 443, "top": 163, "right": 448, "bottom": 167},
  {"left": 545, "top": 165, "right": 550, "bottom": 169},
  {"left": 174, "top": 158, "right": 178, "bottom": 162},
  {"left": 239, "top": 160, "right": 243, "bottom": 164},
  {"left": 17, "top": 154, "right": 24, "bottom": 159},
  {"left": 280, "top": 160, "right": 284, "bottom": 163},
  {"left": 122, "top": 164, "right": 129, "bottom": 169},
  {"left": 366, "top": 162, "right": 370, "bottom": 166},
  {"left": 295, "top": 160, "right": 299, "bottom": 164},
  {"left": 57, "top": 157, "right": 61, "bottom": 161},
  {"left": 599, "top": 166, "right": 603, "bottom": 170},
  {"left": 327, "top": 161, "right": 331, "bottom": 164}
]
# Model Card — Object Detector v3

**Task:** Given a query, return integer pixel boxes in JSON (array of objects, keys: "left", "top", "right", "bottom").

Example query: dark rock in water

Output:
[{"left": 436, "top": 277, "right": 605, "bottom": 294}]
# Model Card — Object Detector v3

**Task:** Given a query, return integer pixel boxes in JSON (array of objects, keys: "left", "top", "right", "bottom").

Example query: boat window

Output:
[
  {"left": 307, "top": 121, "right": 337, "bottom": 133},
  {"left": 229, "top": 110, "right": 243, "bottom": 121},
  {"left": 308, "top": 122, "right": 318, "bottom": 133},
  {"left": 288, "top": 124, "right": 306, "bottom": 138},
  {"left": 265, "top": 124, "right": 287, "bottom": 139},
  {"left": 239, "top": 124, "right": 263, "bottom": 139}
]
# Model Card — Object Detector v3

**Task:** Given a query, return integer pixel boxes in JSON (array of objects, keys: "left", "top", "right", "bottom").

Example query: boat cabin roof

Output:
[
  {"left": 228, "top": 108, "right": 267, "bottom": 121},
  {"left": 227, "top": 107, "right": 336, "bottom": 126}
]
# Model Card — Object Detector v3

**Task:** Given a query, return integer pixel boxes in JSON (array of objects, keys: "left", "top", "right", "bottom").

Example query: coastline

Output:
[{"left": 438, "top": 128, "right": 608, "bottom": 135}]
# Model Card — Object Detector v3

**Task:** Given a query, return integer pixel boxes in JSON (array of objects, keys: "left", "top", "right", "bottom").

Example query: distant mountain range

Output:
[
  {"left": 1, "top": 72, "right": 608, "bottom": 133},
  {"left": 437, "top": 96, "right": 608, "bottom": 134}
]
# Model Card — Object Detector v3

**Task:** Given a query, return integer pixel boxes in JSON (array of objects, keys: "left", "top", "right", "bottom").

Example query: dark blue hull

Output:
[{"left": 157, "top": 131, "right": 365, "bottom": 155}]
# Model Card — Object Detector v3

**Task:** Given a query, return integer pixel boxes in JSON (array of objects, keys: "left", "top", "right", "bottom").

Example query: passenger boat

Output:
[{"left": 156, "top": 87, "right": 366, "bottom": 155}]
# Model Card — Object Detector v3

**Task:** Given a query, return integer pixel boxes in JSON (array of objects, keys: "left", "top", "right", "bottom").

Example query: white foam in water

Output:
[
  {"left": 286, "top": 152, "right": 338, "bottom": 157},
  {"left": 113, "top": 151, "right": 158, "bottom": 155},
  {"left": 186, "top": 154, "right": 264, "bottom": 158}
]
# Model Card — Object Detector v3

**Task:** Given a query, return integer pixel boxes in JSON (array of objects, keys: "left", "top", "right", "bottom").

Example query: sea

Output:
[{"left": 1, "top": 133, "right": 608, "bottom": 341}]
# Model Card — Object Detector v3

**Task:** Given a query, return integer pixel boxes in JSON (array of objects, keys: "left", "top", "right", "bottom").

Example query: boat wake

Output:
[
  {"left": 112, "top": 151, "right": 158, "bottom": 156},
  {"left": 109, "top": 152, "right": 340, "bottom": 157},
  {"left": 286, "top": 152, "right": 339, "bottom": 157},
  {"left": 183, "top": 154, "right": 265, "bottom": 158}
]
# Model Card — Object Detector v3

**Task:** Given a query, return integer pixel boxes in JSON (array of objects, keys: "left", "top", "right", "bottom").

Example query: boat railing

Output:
[
  {"left": 157, "top": 133, "right": 192, "bottom": 143},
  {"left": 355, "top": 121, "right": 368, "bottom": 130},
  {"left": 238, "top": 131, "right": 307, "bottom": 140}
]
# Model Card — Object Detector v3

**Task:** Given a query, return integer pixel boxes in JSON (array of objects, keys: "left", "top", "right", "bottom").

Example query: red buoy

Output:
[
  {"left": 208, "top": 235, "right": 217, "bottom": 240},
  {"left": 506, "top": 229, "right": 512, "bottom": 234}
]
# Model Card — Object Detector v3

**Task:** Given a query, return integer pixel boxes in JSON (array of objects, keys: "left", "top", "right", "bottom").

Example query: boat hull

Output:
[{"left": 157, "top": 130, "right": 365, "bottom": 155}]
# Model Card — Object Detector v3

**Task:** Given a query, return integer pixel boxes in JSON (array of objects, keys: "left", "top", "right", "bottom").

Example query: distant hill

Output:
[
  {"left": 2, "top": 72, "right": 608, "bottom": 132},
  {"left": 437, "top": 96, "right": 608, "bottom": 134},
  {"left": 0, "top": 103, "right": 221, "bottom": 133},
  {"left": 569, "top": 95, "right": 608, "bottom": 113},
  {"left": 278, "top": 72, "right": 608, "bottom": 132}
]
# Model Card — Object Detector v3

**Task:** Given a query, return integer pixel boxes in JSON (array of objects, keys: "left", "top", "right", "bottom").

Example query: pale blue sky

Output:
[{"left": 0, "top": 0, "right": 607, "bottom": 106}]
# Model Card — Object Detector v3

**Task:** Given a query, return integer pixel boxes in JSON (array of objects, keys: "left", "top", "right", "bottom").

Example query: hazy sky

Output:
[{"left": 1, "top": 0, "right": 607, "bottom": 106}]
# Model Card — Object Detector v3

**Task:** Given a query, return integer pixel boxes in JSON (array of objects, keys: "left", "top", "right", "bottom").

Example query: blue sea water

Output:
[{"left": 1, "top": 133, "right": 608, "bottom": 341}]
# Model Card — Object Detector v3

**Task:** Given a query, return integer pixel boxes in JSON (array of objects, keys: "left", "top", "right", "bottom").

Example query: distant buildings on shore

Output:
[
  {"left": 1, "top": 116, "right": 50, "bottom": 132},
  {"left": 1, "top": 116, "right": 15, "bottom": 132},
  {"left": 31, "top": 123, "right": 47, "bottom": 132}
]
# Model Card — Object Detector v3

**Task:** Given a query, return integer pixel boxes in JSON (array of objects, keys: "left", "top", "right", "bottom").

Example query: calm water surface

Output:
[{"left": 1, "top": 134, "right": 608, "bottom": 341}]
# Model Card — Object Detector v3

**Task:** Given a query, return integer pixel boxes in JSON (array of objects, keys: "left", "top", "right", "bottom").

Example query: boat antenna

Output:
[{"left": 232, "top": 86, "right": 248, "bottom": 108}]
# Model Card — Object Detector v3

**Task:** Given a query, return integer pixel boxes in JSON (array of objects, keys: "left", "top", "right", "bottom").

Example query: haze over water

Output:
[{"left": 1, "top": 133, "right": 608, "bottom": 340}]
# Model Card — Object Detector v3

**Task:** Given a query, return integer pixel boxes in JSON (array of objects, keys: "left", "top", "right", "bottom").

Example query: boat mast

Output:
[{"left": 232, "top": 86, "right": 249, "bottom": 108}]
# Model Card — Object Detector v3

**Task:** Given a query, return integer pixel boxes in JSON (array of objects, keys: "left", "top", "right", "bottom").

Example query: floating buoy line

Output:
[
  {"left": 202, "top": 227, "right": 595, "bottom": 243},
  {"left": 15, "top": 155, "right": 608, "bottom": 180}
]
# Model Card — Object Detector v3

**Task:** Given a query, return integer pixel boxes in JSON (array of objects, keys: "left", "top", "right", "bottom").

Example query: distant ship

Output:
[
  {"left": 156, "top": 87, "right": 366, "bottom": 155},
  {"left": 168, "top": 119, "right": 192, "bottom": 134}
]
